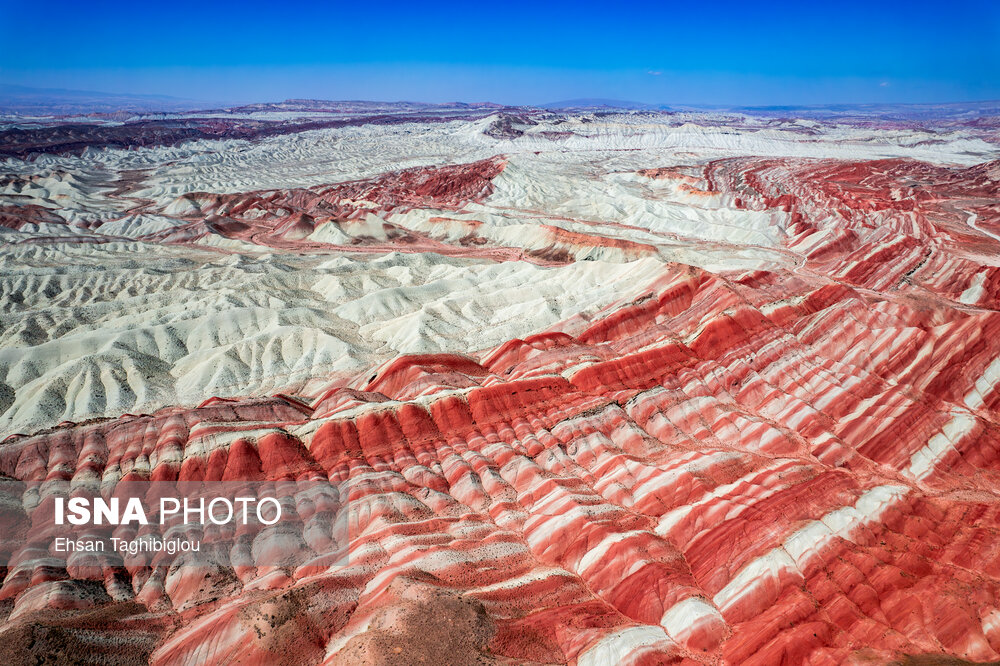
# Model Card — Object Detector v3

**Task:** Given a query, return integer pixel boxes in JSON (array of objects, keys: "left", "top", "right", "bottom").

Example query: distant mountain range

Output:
[
  {"left": 539, "top": 98, "right": 658, "bottom": 110},
  {"left": 225, "top": 99, "right": 507, "bottom": 114},
  {"left": 541, "top": 98, "right": 1000, "bottom": 120},
  {"left": 713, "top": 100, "right": 1000, "bottom": 121},
  {"left": 0, "top": 84, "right": 215, "bottom": 115},
  {"left": 1, "top": 84, "right": 996, "bottom": 120}
]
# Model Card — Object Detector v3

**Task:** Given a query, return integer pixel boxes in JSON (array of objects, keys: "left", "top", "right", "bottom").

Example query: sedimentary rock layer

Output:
[{"left": 1, "top": 109, "right": 999, "bottom": 664}]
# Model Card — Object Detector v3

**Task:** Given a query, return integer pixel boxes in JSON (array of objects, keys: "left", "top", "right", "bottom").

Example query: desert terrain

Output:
[{"left": 1, "top": 101, "right": 999, "bottom": 664}]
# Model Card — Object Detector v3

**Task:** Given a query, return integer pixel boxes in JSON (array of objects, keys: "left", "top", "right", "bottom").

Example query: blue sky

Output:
[{"left": 1, "top": 0, "right": 997, "bottom": 105}]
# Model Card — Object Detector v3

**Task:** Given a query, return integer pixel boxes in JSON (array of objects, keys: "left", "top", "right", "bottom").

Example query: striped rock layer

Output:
[{"left": 1, "top": 154, "right": 1000, "bottom": 665}]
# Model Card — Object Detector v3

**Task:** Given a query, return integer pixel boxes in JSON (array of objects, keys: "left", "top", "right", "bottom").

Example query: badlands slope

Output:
[{"left": 1, "top": 105, "right": 1000, "bottom": 664}]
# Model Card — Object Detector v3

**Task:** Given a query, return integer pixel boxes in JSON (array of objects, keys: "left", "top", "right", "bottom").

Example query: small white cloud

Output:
[
  {"left": 880, "top": 81, "right": 890, "bottom": 87},
  {"left": 647, "top": 70, "right": 663, "bottom": 76}
]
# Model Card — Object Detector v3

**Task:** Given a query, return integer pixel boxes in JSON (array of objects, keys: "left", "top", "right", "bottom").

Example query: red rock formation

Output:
[
  {"left": 0, "top": 204, "right": 67, "bottom": 231},
  {"left": 700, "top": 157, "right": 1000, "bottom": 306},
  {"left": 2, "top": 155, "right": 1000, "bottom": 664},
  {"left": 140, "top": 157, "right": 548, "bottom": 262}
]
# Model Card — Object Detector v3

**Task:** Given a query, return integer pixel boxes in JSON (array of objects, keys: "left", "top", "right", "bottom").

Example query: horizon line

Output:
[{"left": 2, "top": 84, "right": 1000, "bottom": 113}]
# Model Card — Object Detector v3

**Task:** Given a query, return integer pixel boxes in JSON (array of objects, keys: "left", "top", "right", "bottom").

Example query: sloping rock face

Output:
[{"left": 1, "top": 112, "right": 999, "bottom": 664}]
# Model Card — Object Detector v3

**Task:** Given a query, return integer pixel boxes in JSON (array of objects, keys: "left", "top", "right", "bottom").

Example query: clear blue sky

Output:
[{"left": 1, "top": 0, "right": 997, "bottom": 105}]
